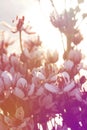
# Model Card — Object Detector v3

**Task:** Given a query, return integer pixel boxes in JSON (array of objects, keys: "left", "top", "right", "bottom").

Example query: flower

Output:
[
  {"left": 68, "top": 49, "right": 82, "bottom": 64},
  {"left": 46, "top": 49, "right": 58, "bottom": 64},
  {"left": 13, "top": 87, "right": 25, "bottom": 99},
  {"left": 16, "top": 78, "right": 27, "bottom": 89},
  {"left": 44, "top": 83, "right": 59, "bottom": 93},
  {"left": 64, "top": 60, "right": 74, "bottom": 71},
  {"left": 1, "top": 71, "right": 12, "bottom": 89},
  {"left": 72, "top": 30, "right": 83, "bottom": 45}
]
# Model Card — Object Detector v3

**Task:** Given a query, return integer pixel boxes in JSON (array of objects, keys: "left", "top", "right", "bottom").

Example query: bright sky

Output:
[
  {"left": 0, "top": 0, "right": 87, "bottom": 64},
  {"left": 0, "top": 0, "right": 64, "bottom": 62}
]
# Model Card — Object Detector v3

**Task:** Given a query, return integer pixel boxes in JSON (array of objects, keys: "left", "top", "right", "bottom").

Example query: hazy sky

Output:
[
  {"left": 0, "top": 0, "right": 36, "bottom": 23},
  {"left": 1, "top": 0, "right": 87, "bottom": 58}
]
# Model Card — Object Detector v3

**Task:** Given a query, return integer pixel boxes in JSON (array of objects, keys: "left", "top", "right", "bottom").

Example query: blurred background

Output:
[{"left": 0, "top": 0, "right": 87, "bottom": 63}]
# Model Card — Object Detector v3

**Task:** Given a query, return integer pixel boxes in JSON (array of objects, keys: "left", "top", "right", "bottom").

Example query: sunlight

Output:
[
  {"left": 22, "top": 0, "right": 84, "bottom": 65},
  {"left": 23, "top": 1, "right": 64, "bottom": 64}
]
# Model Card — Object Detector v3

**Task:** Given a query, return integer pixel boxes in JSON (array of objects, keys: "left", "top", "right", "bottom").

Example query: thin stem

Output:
[
  {"left": 19, "top": 31, "right": 23, "bottom": 53},
  {"left": 60, "top": 32, "right": 66, "bottom": 53}
]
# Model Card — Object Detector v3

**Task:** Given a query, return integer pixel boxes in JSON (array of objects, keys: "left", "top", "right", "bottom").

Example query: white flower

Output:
[
  {"left": 69, "top": 88, "right": 82, "bottom": 101},
  {"left": 23, "top": 48, "right": 30, "bottom": 58},
  {"left": 39, "top": 94, "right": 53, "bottom": 108},
  {"left": 62, "top": 71, "right": 70, "bottom": 85},
  {"left": 46, "top": 49, "right": 58, "bottom": 63},
  {"left": 2, "top": 54, "right": 9, "bottom": 65},
  {"left": 44, "top": 83, "right": 59, "bottom": 93},
  {"left": 1, "top": 71, "right": 12, "bottom": 89},
  {"left": 28, "top": 83, "right": 35, "bottom": 96},
  {"left": 50, "top": 74, "right": 58, "bottom": 82},
  {"left": 68, "top": 49, "right": 82, "bottom": 64},
  {"left": 82, "top": 81, "right": 87, "bottom": 92},
  {"left": 36, "top": 86, "right": 44, "bottom": 96},
  {"left": 64, "top": 60, "right": 74, "bottom": 71},
  {"left": 10, "top": 54, "right": 19, "bottom": 67},
  {"left": 63, "top": 80, "right": 75, "bottom": 92},
  {"left": 13, "top": 87, "right": 25, "bottom": 98},
  {"left": 34, "top": 71, "right": 45, "bottom": 80},
  {"left": 16, "top": 77, "right": 27, "bottom": 89},
  {"left": 12, "top": 72, "right": 22, "bottom": 86}
]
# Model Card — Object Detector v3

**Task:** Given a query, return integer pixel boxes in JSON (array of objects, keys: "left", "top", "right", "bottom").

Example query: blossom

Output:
[
  {"left": 0, "top": 10, "right": 87, "bottom": 130},
  {"left": 64, "top": 60, "right": 74, "bottom": 71},
  {"left": 46, "top": 49, "right": 58, "bottom": 64},
  {"left": 1, "top": 71, "right": 12, "bottom": 89},
  {"left": 44, "top": 83, "right": 59, "bottom": 93},
  {"left": 68, "top": 49, "right": 82, "bottom": 64},
  {"left": 13, "top": 87, "right": 25, "bottom": 99}
]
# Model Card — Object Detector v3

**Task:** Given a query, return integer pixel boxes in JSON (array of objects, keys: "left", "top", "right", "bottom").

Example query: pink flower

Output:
[
  {"left": 44, "top": 83, "right": 59, "bottom": 93},
  {"left": 63, "top": 80, "right": 75, "bottom": 92},
  {"left": 0, "top": 78, "right": 4, "bottom": 93},
  {"left": 28, "top": 83, "right": 35, "bottom": 96},
  {"left": 9, "top": 54, "right": 19, "bottom": 67},
  {"left": 46, "top": 49, "right": 58, "bottom": 63},
  {"left": 1, "top": 71, "right": 12, "bottom": 89},
  {"left": 34, "top": 71, "right": 45, "bottom": 80},
  {"left": 13, "top": 87, "right": 25, "bottom": 99},
  {"left": 16, "top": 78, "right": 27, "bottom": 89},
  {"left": 16, "top": 16, "right": 24, "bottom": 31},
  {"left": 12, "top": 72, "right": 22, "bottom": 87},
  {"left": 68, "top": 49, "right": 82, "bottom": 64},
  {"left": 64, "top": 60, "right": 74, "bottom": 71}
]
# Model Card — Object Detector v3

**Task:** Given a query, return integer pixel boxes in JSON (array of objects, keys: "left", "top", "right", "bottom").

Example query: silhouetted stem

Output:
[
  {"left": 65, "top": 35, "right": 72, "bottom": 59},
  {"left": 19, "top": 31, "right": 23, "bottom": 53},
  {"left": 60, "top": 32, "right": 66, "bottom": 53}
]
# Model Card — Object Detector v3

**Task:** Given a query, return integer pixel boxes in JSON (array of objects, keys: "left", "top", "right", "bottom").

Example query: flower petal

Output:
[
  {"left": 13, "top": 87, "right": 25, "bottom": 98},
  {"left": 16, "top": 78, "right": 27, "bottom": 88},
  {"left": 63, "top": 81, "right": 75, "bottom": 92},
  {"left": 44, "top": 83, "right": 59, "bottom": 93}
]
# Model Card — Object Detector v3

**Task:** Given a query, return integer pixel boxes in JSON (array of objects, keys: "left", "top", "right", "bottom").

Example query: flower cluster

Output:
[{"left": 0, "top": 15, "right": 87, "bottom": 130}]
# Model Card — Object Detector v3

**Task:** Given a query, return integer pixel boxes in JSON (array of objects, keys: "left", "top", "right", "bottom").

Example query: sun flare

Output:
[{"left": 23, "top": 1, "right": 65, "bottom": 64}]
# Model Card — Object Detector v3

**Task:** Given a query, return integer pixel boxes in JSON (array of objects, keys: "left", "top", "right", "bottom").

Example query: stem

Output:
[
  {"left": 67, "top": 35, "right": 72, "bottom": 52},
  {"left": 19, "top": 31, "right": 23, "bottom": 53},
  {"left": 65, "top": 35, "right": 72, "bottom": 59},
  {"left": 60, "top": 32, "right": 66, "bottom": 53}
]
